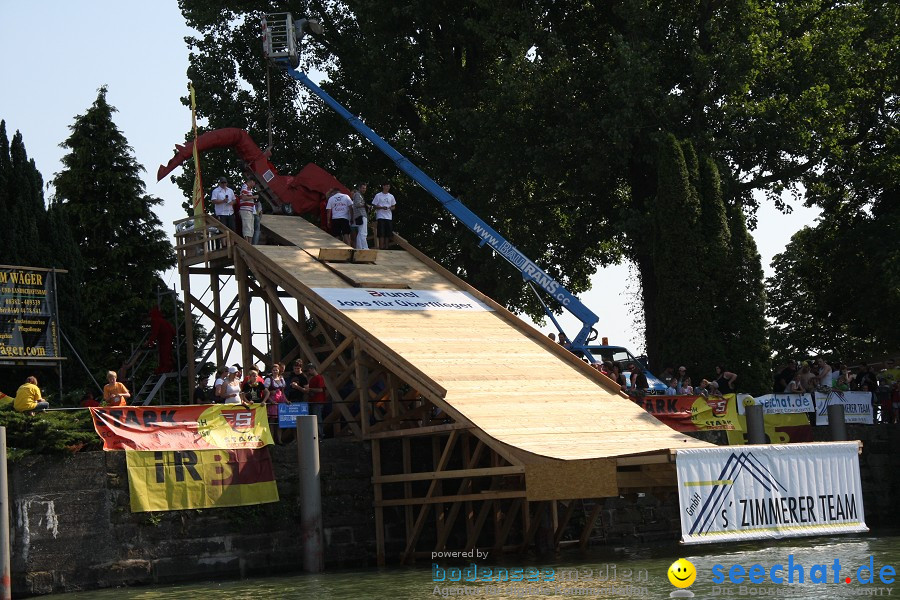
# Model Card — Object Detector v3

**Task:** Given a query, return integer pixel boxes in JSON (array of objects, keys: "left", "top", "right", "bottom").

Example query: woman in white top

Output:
[
  {"left": 221, "top": 367, "right": 244, "bottom": 404},
  {"left": 816, "top": 358, "right": 833, "bottom": 388}
]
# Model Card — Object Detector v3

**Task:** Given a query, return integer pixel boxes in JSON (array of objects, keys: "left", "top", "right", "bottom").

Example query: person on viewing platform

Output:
[
  {"left": 558, "top": 333, "right": 572, "bottom": 351},
  {"left": 304, "top": 363, "right": 327, "bottom": 437},
  {"left": 81, "top": 392, "right": 100, "bottom": 408},
  {"left": 14, "top": 376, "right": 49, "bottom": 413},
  {"left": 547, "top": 332, "right": 556, "bottom": 343},
  {"left": 786, "top": 371, "right": 804, "bottom": 394},
  {"left": 664, "top": 378, "right": 677, "bottom": 396},
  {"left": 350, "top": 183, "right": 369, "bottom": 249},
  {"left": 286, "top": 360, "right": 309, "bottom": 405},
  {"left": 242, "top": 369, "right": 268, "bottom": 405},
  {"left": 696, "top": 379, "right": 711, "bottom": 397},
  {"left": 798, "top": 363, "right": 815, "bottom": 390},
  {"left": 102, "top": 371, "right": 130, "bottom": 407},
  {"left": 221, "top": 366, "right": 244, "bottom": 405},
  {"left": 714, "top": 366, "right": 737, "bottom": 393},
  {"left": 265, "top": 362, "right": 290, "bottom": 443},
  {"left": 631, "top": 365, "right": 649, "bottom": 398},
  {"left": 834, "top": 373, "right": 851, "bottom": 391},
  {"left": 774, "top": 359, "right": 797, "bottom": 393},
  {"left": 213, "top": 366, "right": 228, "bottom": 402},
  {"left": 878, "top": 359, "right": 900, "bottom": 388},
  {"left": 676, "top": 366, "right": 687, "bottom": 387},
  {"left": 325, "top": 187, "right": 354, "bottom": 246},
  {"left": 890, "top": 383, "right": 900, "bottom": 424},
  {"left": 193, "top": 376, "right": 209, "bottom": 405},
  {"left": 238, "top": 178, "right": 259, "bottom": 243},
  {"left": 371, "top": 182, "right": 396, "bottom": 249},
  {"left": 681, "top": 377, "right": 694, "bottom": 395},
  {"left": 232, "top": 363, "right": 244, "bottom": 383},
  {"left": 815, "top": 357, "right": 833, "bottom": 387},
  {"left": 708, "top": 380, "right": 723, "bottom": 398},
  {"left": 147, "top": 307, "right": 176, "bottom": 374},
  {"left": 855, "top": 363, "right": 878, "bottom": 392},
  {"left": 211, "top": 176, "right": 236, "bottom": 232}
]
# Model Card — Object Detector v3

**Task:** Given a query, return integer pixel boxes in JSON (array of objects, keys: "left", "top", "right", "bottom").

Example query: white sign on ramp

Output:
[
  {"left": 815, "top": 390, "right": 874, "bottom": 425},
  {"left": 677, "top": 443, "right": 867, "bottom": 545},
  {"left": 312, "top": 288, "right": 494, "bottom": 312}
]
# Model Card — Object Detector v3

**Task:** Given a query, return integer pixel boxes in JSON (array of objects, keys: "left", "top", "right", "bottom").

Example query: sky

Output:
[{"left": 0, "top": 1, "right": 822, "bottom": 361}]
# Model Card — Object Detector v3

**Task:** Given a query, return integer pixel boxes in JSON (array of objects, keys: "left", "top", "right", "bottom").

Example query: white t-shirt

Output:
[
  {"left": 372, "top": 192, "right": 396, "bottom": 220},
  {"left": 211, "top": 185, "right": 235, "bottom": 215},
  {"left": 326, "top": 193, "right": 353, "bottom": 220}
]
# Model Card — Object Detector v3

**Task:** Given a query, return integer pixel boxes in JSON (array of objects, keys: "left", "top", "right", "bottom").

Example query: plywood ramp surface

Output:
[{"left": 260, "top": 216, "right": 712, "bottom": 460}]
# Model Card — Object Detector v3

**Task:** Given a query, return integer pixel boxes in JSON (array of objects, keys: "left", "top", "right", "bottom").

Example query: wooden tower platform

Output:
[{"left": 175, "top": 215, "right": 712, "bottom": 563}]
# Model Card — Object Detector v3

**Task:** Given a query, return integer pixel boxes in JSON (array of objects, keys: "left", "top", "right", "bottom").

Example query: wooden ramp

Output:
[
  {"left": 177, "top": 214, "right": 713, "bottom": 563},
  {"left": 260, "top": 215, "right": 710, "bottom": 460}
]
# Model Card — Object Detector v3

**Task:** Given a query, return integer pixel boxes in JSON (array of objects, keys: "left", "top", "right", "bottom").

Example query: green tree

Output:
[
  {"left": 767, "top": 202, "right": 900, "bottom": 363},
  {"left": 7, "top": 130, "right": 44, "bottom": 268},
  {"left": 52, "top": 87, "right": 175, "bottom": 369},
  {"left": 178, "top": 1, "right": 898, "bottom": 371}
]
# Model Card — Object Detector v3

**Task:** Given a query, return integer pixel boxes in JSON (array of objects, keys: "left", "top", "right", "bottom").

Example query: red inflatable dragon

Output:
[{"left": 156, "top": 127, "right": 349, "bottom": 216}]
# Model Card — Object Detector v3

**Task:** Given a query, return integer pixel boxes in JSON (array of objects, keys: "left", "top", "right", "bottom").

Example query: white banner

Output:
[
  {"left": 815, "top": 390, "right": 874, "bottom": 425},
  {"left": 740, "top": 393, "right": 815, "bottom": 415},
  {"left": 312, "top": 288, "right": 493, "bottom": 312},
  {"left": 676, "top": 443, "right": 867, "bottom": 545}
]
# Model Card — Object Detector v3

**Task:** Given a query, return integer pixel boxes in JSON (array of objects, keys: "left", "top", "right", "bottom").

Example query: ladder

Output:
[{"left": 135, "top": 372, "right": 174, "bottom": 406}]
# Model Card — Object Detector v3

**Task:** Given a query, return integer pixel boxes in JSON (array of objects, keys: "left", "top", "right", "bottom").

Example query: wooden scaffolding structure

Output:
[{"left": 174, "top": 215, "right": 712, "bottom": 564}]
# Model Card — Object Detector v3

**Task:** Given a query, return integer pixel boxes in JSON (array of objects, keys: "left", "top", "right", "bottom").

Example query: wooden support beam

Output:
[
  {"left": 494, "top": 498, "right": 525, "bottom": 552},
  {"left": 380, "top": 490, "right": 525, "bottom": 508},
  {"left": 212, "top": 273, "right": 223, "bottom": 366},
  {"left": 180, "top": 266, "right": 196, "bottom": 403},
  {"left": 268, "top": 297, "right": 280, "bottom": 362},
  {"left": 402, "top": 438, "right": 413, "bottom": 548},
  {"left": 354, "top": 340, "right": 368, "bottom": 436},
  {"left": 579, "top": 501, "right": 604, "bottom": 551},
  {"left": 186, "top": 294, "right": 267, "bottom": 362},
  {"left": 400, "top": 431, "right": 459, "bottom": 563},
  {"left": 319, "top": 334, "right": 355, "bottom": 373},
  {"left": 233, "top": 251, "right": 252, "bottom": 370},
  {"left": 553, "top": 500, "right": 577, "bottom": 548},
  {"left": 365, "top": 422, "right": 469, "bottom": 440},
  {"left": 373, "top": 465, "right": 524, "bottom": 484},
  {"left": 518, "top": 501, "right": 548, "bottom": 553},
  {"left": 372, "top": 438, "right": 385, "bottom": 567},
  {"left": 465, "top": 499, "right": 493, "bottom": 552}
]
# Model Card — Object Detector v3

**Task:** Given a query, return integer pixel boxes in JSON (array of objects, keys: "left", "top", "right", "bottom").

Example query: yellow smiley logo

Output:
[{"left": 668, "top": 558, "right": 696, "bottom": 588}]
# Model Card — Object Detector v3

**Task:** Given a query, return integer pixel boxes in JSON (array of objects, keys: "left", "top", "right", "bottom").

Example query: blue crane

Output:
[{"left": 262, "top": 13, "right": 600, "bottom": 359}]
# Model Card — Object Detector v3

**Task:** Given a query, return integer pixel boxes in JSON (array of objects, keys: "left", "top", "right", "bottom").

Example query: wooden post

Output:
[
  {"left": 372, "top": 438, "right": 386, "bottom": 567},
  {"left": 234, "top": 253, "right": 252, "bottom": 370},
  {"left": 269, "top": 296, "right": 280, "bottom": 363},
  {"left": 180, "top": 268, "right": 196, "bottom": 403},
  {"left": 212, "top": 272, "right": 224, "bottom": 366}
]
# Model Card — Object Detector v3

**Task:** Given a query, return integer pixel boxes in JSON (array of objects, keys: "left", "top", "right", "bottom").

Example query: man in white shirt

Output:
[
  {"left": 211, "top": 177, "right": 236, "bottom": 232},
  {"left": 325, "top": 188, "right": 354, "bottom": 245},
  {"left": 371, "top": 182, "right": 396, "bottom": 249}
]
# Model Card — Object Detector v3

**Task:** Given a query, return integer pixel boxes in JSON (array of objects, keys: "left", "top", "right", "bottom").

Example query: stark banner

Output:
[
  {"left": 632, "top": 395, "right": 741, "bottom": 431},
  {"left": 676, "top": 442, "right": 867, "bottom": 544},
  {"left": 91, "top": 405, "right": 274, "bottom": 451},
  {"left": 126, "top": 447, "right": 279, "bottom": 512},
  {"left": 0, "top": 266, "right": 60, "bottom": 359}
]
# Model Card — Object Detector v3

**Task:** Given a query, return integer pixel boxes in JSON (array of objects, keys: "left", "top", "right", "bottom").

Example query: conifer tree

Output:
[
  {"left": 721, "top": 203, "right": 771, "bottom": 395},
  {"left": 52, "top": 87, "right": 175, "bottom": 368},
  {"left": 652, "top": 134, "right": 706, "bottom": 374},
  {"left": 8, "top": 131, "right": 44, "bottom": 267},
  {"left": 0, "top": 121, "right": 11, "bottom": 264}
]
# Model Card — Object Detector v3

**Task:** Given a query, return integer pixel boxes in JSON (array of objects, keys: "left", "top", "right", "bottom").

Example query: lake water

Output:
[{"left": 47, "top": 533, "right": 900, "bottom": 599}]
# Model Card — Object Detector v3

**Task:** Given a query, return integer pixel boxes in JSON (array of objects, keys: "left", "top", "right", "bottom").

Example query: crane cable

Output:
[{"left": 265, "top": 59, "right": 274, "bottom": 152}]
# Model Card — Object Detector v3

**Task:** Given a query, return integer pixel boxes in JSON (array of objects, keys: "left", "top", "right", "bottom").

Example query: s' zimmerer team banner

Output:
[
  {"left": 676, "top": 443, "right": 867, "bottom": 545},
  {"left": 816, "top": 390, "right": 875, "bottom": 425},
  {"left": 90, "top": 405, "right": 279, "bottom": 512},
  {"left": 91, "top": 405, "right": 274, "bottom": 450},
  {"left": 0, "top": 266, "right": 61, "bottom": 359},
  {"left": 126, "top": 447, "right": 278, "bottom": 512}
]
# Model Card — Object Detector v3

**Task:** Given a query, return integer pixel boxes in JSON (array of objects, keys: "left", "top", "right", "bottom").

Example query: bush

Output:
[{"left": 0, "top": 404, "right": 101, "bottom": 461}]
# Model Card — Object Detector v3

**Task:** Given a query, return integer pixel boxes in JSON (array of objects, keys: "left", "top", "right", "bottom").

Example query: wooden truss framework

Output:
[{"left": 174, "top": 218, "right": 680, "bottom": 565}]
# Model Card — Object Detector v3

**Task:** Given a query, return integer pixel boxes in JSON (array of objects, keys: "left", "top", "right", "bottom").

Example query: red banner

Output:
[{"left": 90, "top": 405, "right": 273, "bottom": 451}]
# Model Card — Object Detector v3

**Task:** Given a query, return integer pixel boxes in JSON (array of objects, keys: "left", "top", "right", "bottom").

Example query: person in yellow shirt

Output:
[
  {"left": 14, "top": 376, "right": 49, "bottom": 412},
  {"left": 102, "top": 371, "right": 131, "bottom": 407}
]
